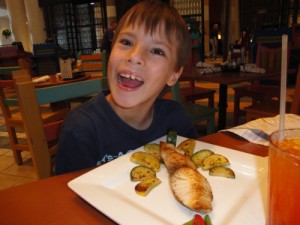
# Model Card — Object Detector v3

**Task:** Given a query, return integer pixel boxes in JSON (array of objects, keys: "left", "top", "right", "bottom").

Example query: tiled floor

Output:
[{"left": 0, "top": 140, "right": 36, "bottom": 190}]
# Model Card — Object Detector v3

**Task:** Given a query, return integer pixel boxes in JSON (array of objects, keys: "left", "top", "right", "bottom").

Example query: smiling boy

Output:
[{"left": 55, "top": 0, "right": 198, "bottom": 174}]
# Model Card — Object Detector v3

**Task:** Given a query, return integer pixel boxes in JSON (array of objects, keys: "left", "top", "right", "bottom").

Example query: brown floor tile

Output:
[
  {"left": 0, "top": 173, "right": 35, "bottom": 190},
  {"left": 0, "top": 148, "right": 10, "bottom": 156},
  {"left": 0, "top": 155, "right": 15, "bottom": 171},
  {"left": 2, "top": 159, "right": 36, "bottom": 179}
]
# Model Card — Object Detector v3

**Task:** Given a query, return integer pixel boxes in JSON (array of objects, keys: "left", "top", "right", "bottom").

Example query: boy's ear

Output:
[{"left": 166, "top": 66, "right": 183, "bottom": 86}]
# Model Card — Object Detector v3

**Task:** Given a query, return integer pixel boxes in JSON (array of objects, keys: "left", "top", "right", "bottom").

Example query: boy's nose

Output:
[{"left": 126, "top": 45, "right": 144, "bottom": 65}]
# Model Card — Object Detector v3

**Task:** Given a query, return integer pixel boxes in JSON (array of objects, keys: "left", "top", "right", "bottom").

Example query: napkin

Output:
[
  {"left": 240, "top": 63, "right": 266, "bottom": 74},
  {"left": 220, "top": 114, "right": 300, "bottom": 146},
  {"left": 32, "top": 75, "right": 50, "bottom": 84}
]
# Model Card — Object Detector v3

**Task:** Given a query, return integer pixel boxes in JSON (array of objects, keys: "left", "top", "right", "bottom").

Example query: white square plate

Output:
[{"left": 68, "top": 136, "right": 268, "bottom": 225}]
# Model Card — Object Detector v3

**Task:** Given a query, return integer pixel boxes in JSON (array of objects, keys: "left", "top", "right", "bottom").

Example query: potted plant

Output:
[{"left": 2, "top": 29, "right": 12, "bottom": 39}]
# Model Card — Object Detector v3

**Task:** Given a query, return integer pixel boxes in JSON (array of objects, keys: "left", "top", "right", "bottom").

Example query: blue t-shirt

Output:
[{"left": 55, "top": 93, "right": 198, "bottom": 174}]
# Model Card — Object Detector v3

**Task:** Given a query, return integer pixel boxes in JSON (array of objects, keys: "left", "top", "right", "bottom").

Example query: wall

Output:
[{"left": 0, "top": 13, "right": 13, "bottom": 45}]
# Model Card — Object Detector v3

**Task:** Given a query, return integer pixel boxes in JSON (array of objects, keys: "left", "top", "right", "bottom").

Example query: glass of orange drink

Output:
[{"left": 267, "top": 129, "right": 300, "bottom": 225}]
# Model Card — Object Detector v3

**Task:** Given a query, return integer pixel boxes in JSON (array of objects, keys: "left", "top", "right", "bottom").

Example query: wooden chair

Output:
[
  {"left": 0, "top": 70, "right": 70, "bottom": 166},
  {"left": 243, "top": 64, "right": 300, "bottom": 121},
  {"left": 233, "top": 43, "right": 291, "bottom": 125},
  {"left": 80, "top": 51, "right": 108, "bottom": 76},
  {"left": 179, "top": 80, "right": 215, "bottom": 108},
  {"left": 13, "top": 71, "right": 108, "bottom": 179},
  {"left": 170, "top": 82, "right": 216, "bottom": 135},
  {"left": 0, "top": 66, "right": 20, "bottom": 79},
  {"left": 179, "top": 65, "right": 216, "bottom": 108}
]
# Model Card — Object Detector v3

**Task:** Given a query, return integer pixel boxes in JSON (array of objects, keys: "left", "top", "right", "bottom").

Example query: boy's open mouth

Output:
[{"left": 118, "top": 73, "right": 144, "bottom": 88}]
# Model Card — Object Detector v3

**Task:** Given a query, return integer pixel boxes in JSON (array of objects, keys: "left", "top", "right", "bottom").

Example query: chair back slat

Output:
[
  {"left": 14, "top": 79, "right": 52, "bottom": 178},
  {"left": 36, "top": 77, "right": 107, "bottom": 105},
  {"left": 0, "top": 66, "right": 20, "bottom": 76}
]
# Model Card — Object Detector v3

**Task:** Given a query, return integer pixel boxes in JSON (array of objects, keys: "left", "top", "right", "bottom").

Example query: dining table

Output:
[
  {"left": 181, "top": 66, "right": 280, "bottom": 130},
  {"left": 34, "top": 71, "right": 102, "bottom": 88},
  {"left": 0, "top": 132, "right": 268, "bottom": 225}
]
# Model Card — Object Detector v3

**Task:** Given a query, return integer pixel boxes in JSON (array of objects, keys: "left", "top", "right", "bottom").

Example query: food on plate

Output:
[
  {"left": 135, "top": 177, "right": 161, "bottom": 196},
  {"left": 191, "top": 149, "right": 215, "bottom": 167},
  {"left": 204, "top": 214, "right": 213, "bottom": 225},
  {"left": 209, "top": 166, "right": 235, "bottom": 179},
  {"left": 182, "top": 214, "right": 206, "bottom": 225},
  {"left": 130, "top": 151, "right": 160, "bottom": 172},
  {"left": 160, "top": 141, "right": 196, "bottom": 174},
  {"left": 144, "top": 143, "right": 161, "bottom": 161},
  {"left": 201, "top": 154, "right": 230, "bottom": 170},
  {"left": 170, "top": 167, "right": 213, "bottom": 213},
  {"left": 177, "top": 138, "right": 196, "bottom": 156},
  {"left": 130, "top": 166, "right": 156, "bottom": 181},
  {"left": 166, "top": 129, "right": 177, "bottom": 146}
]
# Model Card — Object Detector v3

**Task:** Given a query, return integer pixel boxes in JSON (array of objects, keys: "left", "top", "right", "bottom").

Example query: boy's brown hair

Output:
[{"left": 112, "top": 0, "right": 191, "bottom": 72}]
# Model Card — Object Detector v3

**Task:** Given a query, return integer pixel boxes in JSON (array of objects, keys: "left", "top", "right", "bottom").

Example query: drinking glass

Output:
[{"left": 267, "top": 129, "right": 300, "bottom": 225}]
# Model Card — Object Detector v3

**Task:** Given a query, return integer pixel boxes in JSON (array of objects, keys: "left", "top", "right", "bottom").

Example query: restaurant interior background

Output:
[
  {"left": 0, "top": 0, "right": 299, "bottom": 62},
  {"left": 0, "top": 0, "right": 299, "bottom": 188}
]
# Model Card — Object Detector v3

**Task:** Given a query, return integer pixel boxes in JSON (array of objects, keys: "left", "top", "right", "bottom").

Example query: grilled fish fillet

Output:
[
  {"left": 170, "top": 167, "right": 213, "bottom": 212},
  {"left": 160, "top": 141, "right": 196, "bottom": 174}
]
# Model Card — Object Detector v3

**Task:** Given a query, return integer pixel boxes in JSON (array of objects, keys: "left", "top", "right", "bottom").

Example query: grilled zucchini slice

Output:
[
  {"left": 144, "top": 143, "right": 161, "bottom": 161},
  {"left": 135, "top": 177, "right": 161, "bottom": 196},
  {"left": 130, "top": 151, "right": 160, "bottom": 172},
  {"left": 176, "top": 139, "right": 196, "bottom": 156},
  {"left": 201, "top": 154, "right": 230, "bottom": 170},
  {"left": 191, "top": 149, "right": 215, "bottom": 167},
  {"left": 130, "top": 166, "right": 156, "bottom": 181},
  {"left": 209, "top": 166, "right": 235, "bottom": 179}
]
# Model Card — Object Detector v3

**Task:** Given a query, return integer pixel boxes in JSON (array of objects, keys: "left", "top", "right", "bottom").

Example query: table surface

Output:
[
  {"left": 34, "top": 73, "right": 92, "bottom": 88},
  {"left": 0, "top": 132, "right": 268, "bottom": 225},
  {"left": 181, "top": 67, "right": 280, "bottom": 85}
]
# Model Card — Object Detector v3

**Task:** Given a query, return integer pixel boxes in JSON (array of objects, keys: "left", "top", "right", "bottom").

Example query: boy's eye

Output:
[
  {"left": 120, "top": 39, "right": 132, "bottom": 46},
  {"left": 151, "top": 48, "right": 166, "bottom": 56}
]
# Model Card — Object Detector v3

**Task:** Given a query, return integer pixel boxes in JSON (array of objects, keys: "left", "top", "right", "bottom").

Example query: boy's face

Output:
[{"left": 107, "top": 23, "right": 182, "bottom": 109}]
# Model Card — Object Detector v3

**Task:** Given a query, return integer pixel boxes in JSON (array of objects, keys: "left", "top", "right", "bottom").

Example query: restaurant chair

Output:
[
  {"left": 80, "top": 51, "right": 108, "bottom": 77},
  {"left": 179, "top": 80, "right": 215, "bottom": 108},
  {"left": 233, "top": 43, "right": 292, "bottom": 125},
  {"left": 178, "top": 65, "right": 216, "bottom": 108},
  {"left": 13, "top": 71, "right": 108, "bottom": 179},
  {"left": 18, "top": 58, "right": 35, "bottom": 76},
  {"left": 0, "top": 66, "right": 20, "bottom": 79},
  {"left": 0, "top": 70, "right": 70, "bottom": 166},
  {"left": 243, "top": 64, "right": 300, "bottom": 121},
  {"left": 170, "top": 82, "right": 216, "bottom": 135}
]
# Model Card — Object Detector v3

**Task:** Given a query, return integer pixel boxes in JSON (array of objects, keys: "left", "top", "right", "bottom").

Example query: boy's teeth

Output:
[{"left": 120, "top": 73, "right": 141, "bottom": 81}]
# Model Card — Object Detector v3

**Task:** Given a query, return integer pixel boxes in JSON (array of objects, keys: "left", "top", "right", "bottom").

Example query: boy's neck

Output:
[{"left": 106, "top": 95, "right": 154, "bottom": 130}]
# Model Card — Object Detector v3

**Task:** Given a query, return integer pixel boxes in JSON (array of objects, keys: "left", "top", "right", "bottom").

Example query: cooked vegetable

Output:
[
  {"left": 130, "top": 151, "right": 160, "bottom": 172},
  {"left": 167, "top": 129, "right": 177, "bottom": 146},
  {"left": 193, "top": 214, "right": 206, "bottom": 225},
  {"left": 201, "top": 154, "right": 230, "bottom": 170},
  {"left": 191, "top": 149, "right": 214, "bottom": 167},
  {"left": 130, "top": 166, "right": 156, "bottom": 181},
  {"left": 182, "top": 214, "right": 206, "bottom": 225},
  {"left": 135, "top": 177, "right": 161, "bottom": 196},
  {"left": 144, "top": 143, "right": 161, "bottom": 161},
  {"left": 209, "top": 166, "right": 235, "bottom": 179},
  {"left": 177, "top": 139, "right": 196, "bottom": 156},
  {"left": 204, "top": 214, "right": 213, "bottom": 225}
]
